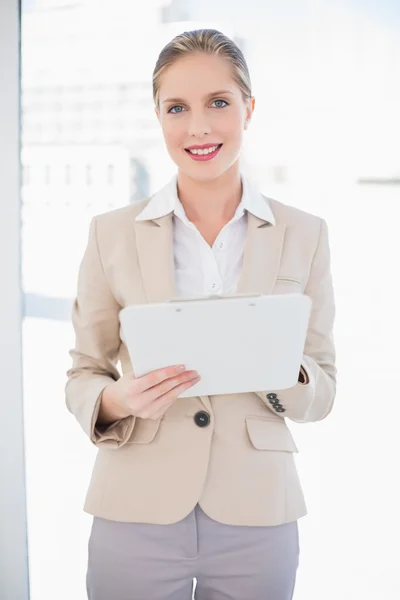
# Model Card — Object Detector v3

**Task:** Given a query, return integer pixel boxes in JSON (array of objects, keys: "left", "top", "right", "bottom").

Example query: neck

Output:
[{"left": 176, "top": 163, "right": 242, "bottom": 227}]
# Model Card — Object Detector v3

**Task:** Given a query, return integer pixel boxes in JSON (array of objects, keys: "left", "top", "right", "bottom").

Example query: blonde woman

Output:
[{"left": 66, "top": 28, "right": 336, "bottom": 600}]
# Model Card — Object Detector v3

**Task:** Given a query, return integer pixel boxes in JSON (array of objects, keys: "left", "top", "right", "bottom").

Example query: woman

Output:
[{"left": 66, "top": 28, "right": 336, "bottom": 600}]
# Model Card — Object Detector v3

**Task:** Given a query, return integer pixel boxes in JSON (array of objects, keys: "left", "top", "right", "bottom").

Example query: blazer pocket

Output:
[
  {"left": 126, "top": 416, "right": 162, "bottom": 444},
  {"left": 273, "top": 276, "right": 303, "bottom": 294},
  {"left": 245, "top": 417, "right": 299, "bottom": 453},
  {"left": 276, "top": 276, "right": 302, "bottom": 284}
]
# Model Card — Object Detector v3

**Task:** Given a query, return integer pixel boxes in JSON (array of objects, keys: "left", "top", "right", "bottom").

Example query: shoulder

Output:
[
  {"left": 87, "top": 199, "right": 153, "bottom": 255},
  {"left": 94, "top": 197, "right": 152, "bottom": 230},
  {"left": 266, "top": 196, "right": 324, "bottom": 237},
  {"left": 264, "top": 196, "right": 330, "bottom": 274}
]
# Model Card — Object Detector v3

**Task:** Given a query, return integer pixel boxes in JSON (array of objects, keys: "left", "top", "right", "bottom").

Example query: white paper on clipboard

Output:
[{"left": 119, "top": 293, "right": 312, "bottom": 397}]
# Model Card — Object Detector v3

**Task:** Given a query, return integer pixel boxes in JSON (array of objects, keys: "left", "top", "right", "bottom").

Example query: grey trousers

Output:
[{"left": 87, "top": 503, "right": 299, "bottom": 600}]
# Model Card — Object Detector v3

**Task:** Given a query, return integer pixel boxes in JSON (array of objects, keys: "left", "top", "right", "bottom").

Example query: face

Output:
[{"left": 156, "top": 53, "right": 254, "bottom": 182}]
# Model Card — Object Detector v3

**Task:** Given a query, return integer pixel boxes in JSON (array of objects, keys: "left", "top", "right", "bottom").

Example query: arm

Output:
[
  {"left": 256, "top": 218, "right": 337, "bottom": 423},
  {"left": 65, "top": 216, "right": 136, "bottom": 448}
]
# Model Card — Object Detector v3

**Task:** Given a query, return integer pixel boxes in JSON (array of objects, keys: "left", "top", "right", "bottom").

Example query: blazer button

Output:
[
  {"left": 267, "top": 393, "right": 277, "bottom": 401},
  {"left": 194, "top": 411, "right": 211, "bottom": 428},
  {"left": 275, "top": 406, "right": 286, "bottom": 413},
  {"left": 269, "top": 398, "right": 281, "bottom": 406}
]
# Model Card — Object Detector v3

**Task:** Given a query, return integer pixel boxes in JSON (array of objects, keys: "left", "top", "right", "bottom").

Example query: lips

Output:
[
  {"left": 184, "top": 143, "right": 223, "bottom": 162},
  {"left": 185, "top": 143, "right": 222, "bottom": 150}
]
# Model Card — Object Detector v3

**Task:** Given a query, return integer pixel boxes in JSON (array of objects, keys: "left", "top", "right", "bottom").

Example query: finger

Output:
[
  {"left": 143, "top": 378, "right": 200, "bottom": 420},
  {"left": 139, "top": 376, "right": 201, "bottom": 419},
  {"left": 135, "top": 369, "right": 198, "bottom": 409},
  {"left": 134, "top": 364, "right": 186, "bottom": 394},
  {"left": 141, "top": 370, "right": 199, "bottom": 405}
]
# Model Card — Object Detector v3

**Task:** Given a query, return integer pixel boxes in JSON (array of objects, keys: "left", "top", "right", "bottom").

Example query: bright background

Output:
[{"left": 19, "top": 1, "right": 400, "bottom": 598}]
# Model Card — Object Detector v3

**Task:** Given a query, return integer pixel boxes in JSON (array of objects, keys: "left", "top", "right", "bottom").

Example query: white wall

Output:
[{"left": 0, "top": 1, "right": 30, "bottom": 598}]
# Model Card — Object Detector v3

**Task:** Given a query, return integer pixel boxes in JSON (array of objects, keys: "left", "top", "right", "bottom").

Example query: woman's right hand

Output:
[{"left": 97, "top": 365, "right": 201, "bottom": 425}]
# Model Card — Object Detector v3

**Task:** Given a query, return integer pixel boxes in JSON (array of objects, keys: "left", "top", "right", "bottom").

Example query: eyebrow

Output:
[{"left": 161, "top": 90, "right": 234, "bottom": 104}]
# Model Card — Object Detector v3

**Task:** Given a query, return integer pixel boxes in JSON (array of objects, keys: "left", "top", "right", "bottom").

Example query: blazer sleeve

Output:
[
  {"left": 256, "top": 217, "right": 337, "bottom": 423},
  {"left": 65, "top": 216, "right": 136, "bottom": 448}
]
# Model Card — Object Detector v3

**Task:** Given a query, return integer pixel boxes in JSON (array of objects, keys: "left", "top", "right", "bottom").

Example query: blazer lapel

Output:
[
  {"left": 237, "top": 212, "right": 287, "bottom": 295},
  {"left": 135, "top": 213, "right": 176, "bottom": 304}
]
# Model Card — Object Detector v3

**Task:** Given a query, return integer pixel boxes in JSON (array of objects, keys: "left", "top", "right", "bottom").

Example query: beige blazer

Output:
[{"left": 65, "top": 193, "right": 336, "bottom": 526}]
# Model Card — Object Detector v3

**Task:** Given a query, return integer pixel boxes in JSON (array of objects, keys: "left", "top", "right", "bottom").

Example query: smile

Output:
[{"left": 184, "top": 144, "right": 223, "bottom": 161}]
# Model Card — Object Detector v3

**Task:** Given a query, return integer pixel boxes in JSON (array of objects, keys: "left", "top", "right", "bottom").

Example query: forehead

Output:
[{"left": 158, "top": 53, "right": 239, "bottom": 101}]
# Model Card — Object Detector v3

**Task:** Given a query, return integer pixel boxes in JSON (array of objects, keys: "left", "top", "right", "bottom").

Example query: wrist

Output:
[{"left": 97, "top": 383, "right": 129, "bottom": 426}]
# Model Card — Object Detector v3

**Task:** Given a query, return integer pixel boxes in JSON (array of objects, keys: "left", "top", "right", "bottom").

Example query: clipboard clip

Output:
[{"left": 167, "top": 293, "right": 263, "bottom": 303}]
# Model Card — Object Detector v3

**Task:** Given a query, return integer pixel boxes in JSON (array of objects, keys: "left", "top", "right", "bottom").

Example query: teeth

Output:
[{"left": 188, "top": 145, "right": 219, "bottom": 155}]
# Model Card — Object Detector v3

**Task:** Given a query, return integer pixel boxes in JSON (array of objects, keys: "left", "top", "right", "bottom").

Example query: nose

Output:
[{"left": 187, "top": 111, "right": 211, "bottom": 138}]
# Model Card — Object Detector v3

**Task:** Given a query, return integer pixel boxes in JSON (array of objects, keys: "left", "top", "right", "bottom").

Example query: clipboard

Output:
[{"left": 119, "top": 293, "right": 312, "bottom": 397}]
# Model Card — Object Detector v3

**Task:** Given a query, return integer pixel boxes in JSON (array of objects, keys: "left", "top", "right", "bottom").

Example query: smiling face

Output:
[{"left": 156, "top": 53, "right": 254, "bottom": 183}]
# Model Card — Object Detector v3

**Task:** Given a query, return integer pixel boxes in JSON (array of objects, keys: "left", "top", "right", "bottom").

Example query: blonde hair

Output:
[{"left": 152, "top": 29, "right": 252, "bottom": 107}]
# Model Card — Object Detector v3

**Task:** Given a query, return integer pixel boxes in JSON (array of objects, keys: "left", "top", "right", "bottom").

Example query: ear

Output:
[
  {"left": 244, "top": 97, "right": 255, "bottom": 130},
  {"left": 154, "top": 106, "right": 160, "bottom": 122}
]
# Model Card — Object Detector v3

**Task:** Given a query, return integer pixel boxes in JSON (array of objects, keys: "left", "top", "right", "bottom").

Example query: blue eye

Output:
[
  {"left": 168, "top": 105, "right": 185, "bottom": 114},
  {"left": 212, "top": 99, "right": 228, "bottom": 108}
]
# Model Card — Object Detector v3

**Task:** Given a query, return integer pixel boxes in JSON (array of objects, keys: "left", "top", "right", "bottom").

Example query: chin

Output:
[{"left": 176, "top": 161, "right": 236, "bottom": 184}]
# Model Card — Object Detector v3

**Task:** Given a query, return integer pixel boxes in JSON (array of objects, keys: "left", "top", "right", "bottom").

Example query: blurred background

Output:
[{"left": 11, "top": 0, "right": 400, "bottom": 598}]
